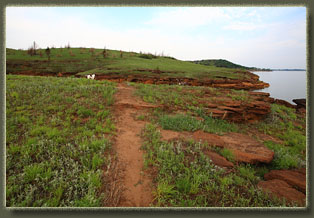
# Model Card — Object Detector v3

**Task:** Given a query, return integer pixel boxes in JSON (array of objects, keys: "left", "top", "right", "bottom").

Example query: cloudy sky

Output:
[{"left": 6, "top": 7, "right": 306, "bottom": 69}]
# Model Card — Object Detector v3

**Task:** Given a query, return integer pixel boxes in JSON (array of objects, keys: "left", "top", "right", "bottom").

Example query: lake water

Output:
[{"left": 253, "top": 71, "right": 307, "bottom": 105}]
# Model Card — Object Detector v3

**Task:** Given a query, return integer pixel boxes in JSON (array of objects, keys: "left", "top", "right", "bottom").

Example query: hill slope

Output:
[
  {"left": 6, "top": 48, "right": 251, "bottom": 80},
  {"left": 191, "top": 59, "right": 271, "bottom": 71}
]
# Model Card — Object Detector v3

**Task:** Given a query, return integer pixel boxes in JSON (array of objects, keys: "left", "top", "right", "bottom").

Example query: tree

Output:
[
  {"left": 66, "top": 42, "right": 71, "bottom": 49},
  {"left": 45, "top": 47, "right": 51, "bottom": 61},
  {"left": 32, "top": 41, "right": 38, "bottom": 55},
  {"left": 103, "top": 47, "right": 107, "bottom": 58},
  {"left": 27, "top": 41, "right": 39, "bottom": 56}
]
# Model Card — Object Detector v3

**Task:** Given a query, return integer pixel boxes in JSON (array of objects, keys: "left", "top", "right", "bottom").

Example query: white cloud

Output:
[
  {"left": 223, "top": 21, "right": 262, "bottom": 31},
  {"left": 145, "top": 7, "right": 230, "bottom": 29}
]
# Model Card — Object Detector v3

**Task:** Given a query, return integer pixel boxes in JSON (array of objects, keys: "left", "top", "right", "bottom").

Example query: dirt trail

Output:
[{"left": 112, "top": 83, "right": 156, "bottom": 207}]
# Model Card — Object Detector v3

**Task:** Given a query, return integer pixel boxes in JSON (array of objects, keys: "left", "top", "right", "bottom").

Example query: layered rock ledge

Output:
[
  {"left": 258, "top": 168, "right": 306, "bottom": 206},
  {"left": 93, "top": 74, "right": 269, "bottom": 90}
]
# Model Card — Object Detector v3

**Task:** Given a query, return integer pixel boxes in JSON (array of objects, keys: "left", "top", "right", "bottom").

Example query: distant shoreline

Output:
[
  {"left": 270, "top": 69, "right": 306, "bottom": 71},
  {"left": 251, "top": 69, "right": 306, "bottom": 72}
]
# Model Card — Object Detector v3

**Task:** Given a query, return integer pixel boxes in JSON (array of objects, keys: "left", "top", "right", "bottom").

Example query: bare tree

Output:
[
  {"left": 27, "top": 41, "right": 39, "bottom": 56},
  {"left": 32, "top": 41, "right": 38, "bottom": 55}
]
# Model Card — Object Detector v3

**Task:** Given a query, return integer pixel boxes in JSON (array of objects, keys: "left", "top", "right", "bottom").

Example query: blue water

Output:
[{"left": 253, "top": 71, "right": 307, "bottom": 104}]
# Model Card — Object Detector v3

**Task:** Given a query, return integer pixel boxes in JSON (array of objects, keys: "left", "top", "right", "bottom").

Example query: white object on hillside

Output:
[
  {"left": 87, "top": 75, "right": 91, "bottom": 79},
  {"left": 91, "top": 74, "right": 95, "bottom": 80}
]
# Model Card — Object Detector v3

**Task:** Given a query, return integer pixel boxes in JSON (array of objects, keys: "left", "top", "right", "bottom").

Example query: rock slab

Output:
[
  {"left": 258, "top": 168, "right": 306, "bottom": 206},
  {"left": 258, "top": 179, "right": 306, "bottom": 206},
  {"left": 263, "top": 169, "right": 306, "bottom": 193},
  {"left": 193, "top": 131, "right": 274, "bottom": 164}
]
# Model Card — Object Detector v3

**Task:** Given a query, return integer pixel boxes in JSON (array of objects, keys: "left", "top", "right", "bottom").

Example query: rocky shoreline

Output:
[{"left": 8, "top": 69, "right": 270, "bottom": 90}]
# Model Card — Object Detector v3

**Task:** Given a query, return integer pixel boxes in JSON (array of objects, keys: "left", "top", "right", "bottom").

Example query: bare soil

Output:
[{"left": 112, "top": 83, "right": 155, "bottom": 207}]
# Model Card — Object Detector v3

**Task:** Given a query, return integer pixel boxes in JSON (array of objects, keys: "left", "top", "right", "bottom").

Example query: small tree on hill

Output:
[
  {"left": 66, "top": 42, "right": 71, "bottom": 49},
  {"left": 45, "top": 47, "right": 51, "bottom": 62},
  {"left": 27, "top": 41, "right": 39, "bottom": 56},
  {"left": 90, "top": 48, "right": 95, "bottom": 57},
  {"left": 103, "top": 47, "right": 107, "bottom": 58},
  {"left": 32, "top": 41, "right": 38, "bottom": 55}
]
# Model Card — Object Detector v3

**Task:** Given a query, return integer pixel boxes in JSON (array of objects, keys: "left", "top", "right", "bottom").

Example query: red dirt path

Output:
[{"left": 112, "top": 83, "right": 156, "bottom": 207}]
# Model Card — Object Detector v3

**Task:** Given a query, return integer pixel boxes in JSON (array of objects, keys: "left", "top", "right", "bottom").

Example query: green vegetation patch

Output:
[
  {"left": 158, "top": 113, "right": 238, "bottom": 135},
  {"left": 6, "top": 75, "right": 116, "bottom": 207},
  {"left": 264, "top": 141, "right": 304, "bottom": 170},
  {"left": 159, "top": 114, "right": 203, "bottom": 132},
  {"left": 254, "top": 103, "right": 306, "bottom": 166}
]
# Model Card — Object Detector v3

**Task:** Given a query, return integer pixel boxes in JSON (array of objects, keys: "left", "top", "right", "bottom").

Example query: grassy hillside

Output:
[
  {"left": 6, "top": 75, "right": 116, "bottom": 206},
  {"left": 191, "top": 59, "right": 271, "bottom": 71},
  {"left": 6, "top": 48, "right": 251, "bottom": 80}
]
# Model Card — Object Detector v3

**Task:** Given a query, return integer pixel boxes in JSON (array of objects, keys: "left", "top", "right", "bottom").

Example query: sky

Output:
[{"left": 6, "top": 7, "right": 306, "bottom": 69}]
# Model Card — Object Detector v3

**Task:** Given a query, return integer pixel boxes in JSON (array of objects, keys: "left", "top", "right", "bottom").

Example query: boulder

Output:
[
  {"left": 203, "top": 150, "right": 234, "bottom": 168},
  {"left": 257, "top": 179, "right": 306, "bottom": 206},
  {"left": 293, "top": 99, "right": 306, "bottom": 114},
  {"left": 293, "top": 98, "right": 306, "bottom": 108},
  {"left": 263, "top": 169, "right": 306, "bottom": 193}
]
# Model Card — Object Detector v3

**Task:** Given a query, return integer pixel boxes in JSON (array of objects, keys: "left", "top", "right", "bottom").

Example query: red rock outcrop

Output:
[
  {"left": 258, "top": 168, "right": 306, "bottom": 206},
  {"left": 257, "top": 179, "right": 306, "bottom": 206},
  {"left": 293, "top": 98, "right": 306, "bottom": 114},
  {"left": 93, "top": 74, "right": 269, "bottom": 90},
  {"left": 263, "top": 169, "right": 306, "bottom": 193},
  {"left": 293, "top": 98, "right": 306, "bottom": 108},
  {"left": 203, "top": 92, "right": 272, "bottom": 123}
]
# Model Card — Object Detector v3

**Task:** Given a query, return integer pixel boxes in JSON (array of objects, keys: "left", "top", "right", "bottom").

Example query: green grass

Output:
[
  {"left": 158, "top": 113, "right": 238, "bottom": 134},
  {"left": 159, "top": 114, "right": 203, "bottom": 132},
  {"left": 7, "top": 47, "right": 250, "bottom": 80},
  {"left": 264, "top": 141, "right": 304, "bottom": 170},
  {"left": 6, "top": 75, "right": 116, "bottom": 207},
  {"left": 227, "top": 89, "right": 250, "bottom": 102},
  {"left": 141, "top": 123, "right": 292, "bottom": 207},
  {"left": 219, "top": 148, "right": 235, "bottom": 162},
  {"left": 254, "top": 103, "right": 306, "bottom": 167}
]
